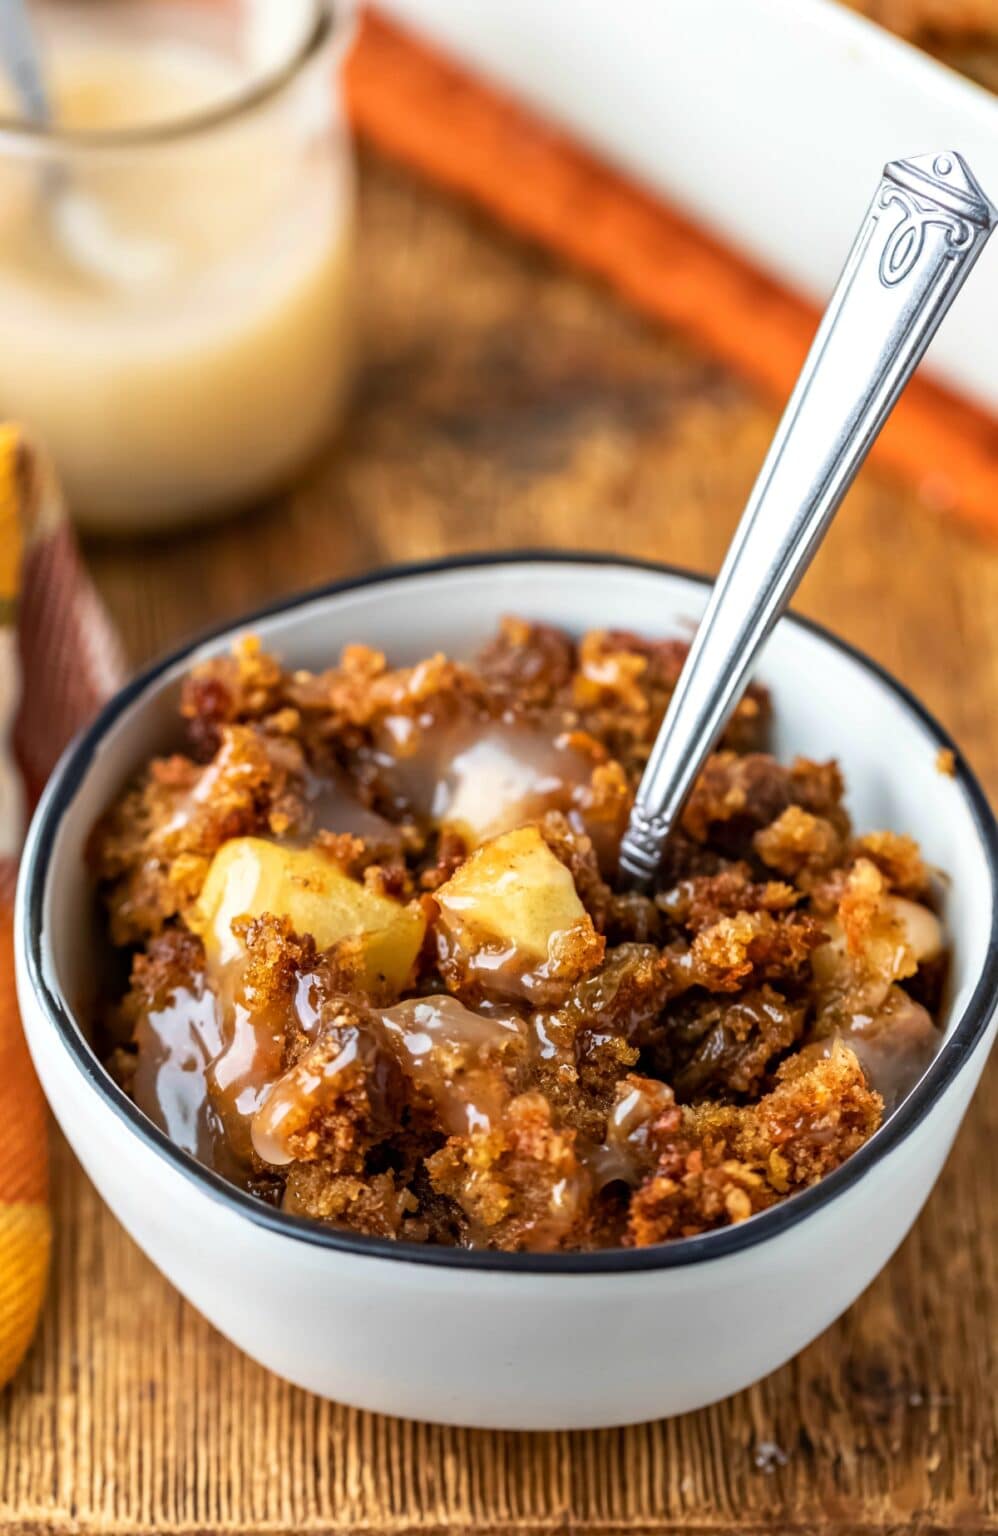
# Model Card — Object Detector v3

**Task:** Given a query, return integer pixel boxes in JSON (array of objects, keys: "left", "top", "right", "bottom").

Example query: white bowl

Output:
[{"left": 14, "top": 555, "right": 998, "bottom": 1429}]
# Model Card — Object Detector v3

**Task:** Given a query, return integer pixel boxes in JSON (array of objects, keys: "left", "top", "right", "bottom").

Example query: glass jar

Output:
[{"left": 0, "top": 0, "right": 355, "bottom": 533}]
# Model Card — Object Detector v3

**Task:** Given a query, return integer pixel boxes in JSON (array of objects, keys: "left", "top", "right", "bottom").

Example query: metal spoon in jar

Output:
[
  {"left": 0, "top": 0, "right": 172, "bottom": 288},
  {"left": 618, "top": 150, "right": 996, "bottom": 887},
  {"left": 0, "top": 0, "right": 51, "bottom": 127}
]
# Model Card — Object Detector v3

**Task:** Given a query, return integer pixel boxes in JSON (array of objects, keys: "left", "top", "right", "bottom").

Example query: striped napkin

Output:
[{"left": 0, "top": 426, "right": 124, "bottom": 1385}]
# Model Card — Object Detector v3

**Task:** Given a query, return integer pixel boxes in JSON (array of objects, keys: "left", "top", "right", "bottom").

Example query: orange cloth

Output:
[
  {"left": 346, "top": 12, "right": 998, "bottom": 539},
  {"left": 0, "top": 905, "right": 49, "bottom": 1387}
]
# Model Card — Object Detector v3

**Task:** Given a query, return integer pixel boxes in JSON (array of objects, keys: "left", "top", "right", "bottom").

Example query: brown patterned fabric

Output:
[{"left": 0, "top": 427, "right": 124, "bottom": 1386}]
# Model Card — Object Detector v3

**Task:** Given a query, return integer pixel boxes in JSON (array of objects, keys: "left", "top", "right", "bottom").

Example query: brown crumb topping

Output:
[{"left": 90, "top": 620, "right": 947, "bottom": 1252}]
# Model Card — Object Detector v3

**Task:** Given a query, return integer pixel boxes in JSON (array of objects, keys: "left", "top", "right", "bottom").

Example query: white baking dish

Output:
[{"left": 379, "top": 0, "right": 998, "bottom": 413}]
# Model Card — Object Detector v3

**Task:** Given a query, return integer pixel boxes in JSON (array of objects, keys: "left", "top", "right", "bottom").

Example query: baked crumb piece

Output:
[
  {"left": 91, "top": 619, "right": 948, "bottom": 1252},
  {"left": 936, "top": 747, "right": 957, "bottom": 778},
  {"left": 427, "top": 1093, "right": 591, "bottom": 1251},
  {"left": 627, "top": 1044, "right": 881, "bottom": 1246}
]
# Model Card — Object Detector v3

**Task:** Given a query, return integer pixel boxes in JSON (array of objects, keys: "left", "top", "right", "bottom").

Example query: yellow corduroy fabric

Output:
[{"left": 0, "top": 908, "right": 51, "bottom": 1388}]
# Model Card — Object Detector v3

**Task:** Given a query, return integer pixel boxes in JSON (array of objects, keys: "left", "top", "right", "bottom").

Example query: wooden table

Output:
[{"left": 2, "top": 152, "right": 997, "bottom": 1536}]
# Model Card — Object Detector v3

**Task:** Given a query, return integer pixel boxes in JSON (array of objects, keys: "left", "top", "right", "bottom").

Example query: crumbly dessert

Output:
[
  {"left": 90, "top": 622, "right": 947, "bottom": 1252},
  {"left": 844, "top": 0, "right": 998, "bottom": 90}
]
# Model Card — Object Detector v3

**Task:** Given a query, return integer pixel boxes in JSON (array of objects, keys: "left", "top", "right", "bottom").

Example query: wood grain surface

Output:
[{"left": 2, "top": 153, "right": 997, "bottom": 1536}]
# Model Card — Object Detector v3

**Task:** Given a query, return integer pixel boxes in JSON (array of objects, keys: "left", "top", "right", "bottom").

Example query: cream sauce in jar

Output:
[{"left": 0, "top": 1, "right": 353, "bottom": 531}]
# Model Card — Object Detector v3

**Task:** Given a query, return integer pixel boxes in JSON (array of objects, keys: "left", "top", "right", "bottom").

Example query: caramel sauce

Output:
[
  {"left": 514, "top": 1165, "right": 591, "bottom": 1254},
  {"left": 131, "top": 976, "right": 223, "bottom": 1163},
  {"left": 133, "top": 948, "right": 318, "bottom": 1174},
  {"left": 436, "top": 924, "right": 590, "bottom": 1006},
  {"left": 164, "top": 751, "right": 400, "bottom": 853},
  {"left": 529, "top": 1012, "right": 572, "bottom": 1065},
  {"left": 440, "top": 724, "right": 592, "bottom": 847},
  {"left": 200, "top": 959, "right": 286, "bottom": 1164},
  {"left": 249, "top": 1025, "right": 399, "bottom": 1168},
  {"left": 379, "top": 994, "right": 523, "bottom": 1135},
  {"left": 303, "top": 766, "right": 401, "bottom": 845},
  {"left": 584, "top": 1078, "right": 674, "bottom": 1191},
  {"left": 809, "top": 896, "right": 943, "bottom": 1110},
  {"left": 249, "top": 994, "right": 524, "bottom": 1173},
  {"left": 293, "top": 970, "right": 324, "bottom": 1037},
  {"left": 807, "top": 987, "right": 939, "bottom": 1111},
  {"left": 371, "top": 718, "right": 593, "bottom": 847}
]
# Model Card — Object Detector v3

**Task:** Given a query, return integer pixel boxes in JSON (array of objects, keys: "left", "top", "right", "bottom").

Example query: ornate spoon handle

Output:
[{"left": 619, "top": 151, "right": 996, "bottom": 886}]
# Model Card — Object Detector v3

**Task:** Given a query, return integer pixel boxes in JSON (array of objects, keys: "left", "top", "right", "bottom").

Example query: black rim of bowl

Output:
[{"left": 20, "top": 551, "right": 998, "bottom": 1274}]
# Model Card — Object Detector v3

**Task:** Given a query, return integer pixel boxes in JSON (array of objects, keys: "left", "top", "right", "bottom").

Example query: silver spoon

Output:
[
  {"left": 618, "top": 149, "right": 996, "bottom": 887},
  {"left": 1, "top": 0, "right": 51, "bottom": 126}
]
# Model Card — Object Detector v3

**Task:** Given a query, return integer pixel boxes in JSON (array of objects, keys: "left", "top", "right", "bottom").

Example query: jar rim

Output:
[{"left": 0, "top": 0, "right": 349, "bottom": 152}]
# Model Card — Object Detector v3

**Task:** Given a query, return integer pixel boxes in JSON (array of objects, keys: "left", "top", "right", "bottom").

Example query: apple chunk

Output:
[
  {"left": 191, "top": 837, "right": 425, "bottom": 991},
  {"left": 434, "top": 825, "right": 603, "bottom": 993}
]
